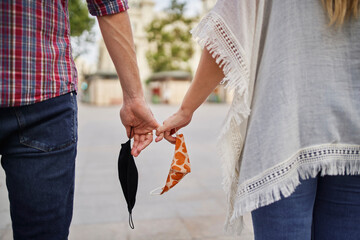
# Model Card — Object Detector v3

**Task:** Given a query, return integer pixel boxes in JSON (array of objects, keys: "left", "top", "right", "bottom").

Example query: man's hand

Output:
[
  {"left": 98, "top": 12, "right": 159, "bottom": 156},
  {"left": 120, "top": 97, "right": 159, "bottom": 157}
]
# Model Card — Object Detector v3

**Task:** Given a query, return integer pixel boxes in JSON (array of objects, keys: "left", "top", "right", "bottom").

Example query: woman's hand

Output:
[
  {"left": 156, "top": 48, "right": 225, "bottom": 144},
  {"left": 155, "top": 108, "right": 193, "bottom": 144}
]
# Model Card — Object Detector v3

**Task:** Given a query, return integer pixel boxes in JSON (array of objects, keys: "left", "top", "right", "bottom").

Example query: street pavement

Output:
[{"left": 0, "top": 102, "right": 254, "bottom": 240}]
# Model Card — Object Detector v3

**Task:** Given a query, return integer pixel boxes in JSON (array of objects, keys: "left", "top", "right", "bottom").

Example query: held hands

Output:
[
  {"left": 120, "top": 98, "right": 194, "bottom": 156},
  {"left": 121, "top": 99, "right": 194, "bottom": 156},
  {"left": 155, "top": 107, "right": 193, "bottom": 144},
  {"left": 115, "top": 46, "right": 220, "bottom": 155},
  {"left": 120, "top": 97, "right": 159, "bottom": 157}
]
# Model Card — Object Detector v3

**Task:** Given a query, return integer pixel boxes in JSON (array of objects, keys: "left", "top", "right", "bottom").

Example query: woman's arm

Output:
[{"left": 156, "top": 48, "right": 225, "bottom": 143}]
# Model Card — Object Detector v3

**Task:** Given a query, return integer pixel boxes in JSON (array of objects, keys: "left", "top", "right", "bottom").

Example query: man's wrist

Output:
[
  {"left": 122, "top": 94, "right": 146, "bottom": 105},
  {"left": 122, "top": 87, "right": 145, "bottom": 102}
]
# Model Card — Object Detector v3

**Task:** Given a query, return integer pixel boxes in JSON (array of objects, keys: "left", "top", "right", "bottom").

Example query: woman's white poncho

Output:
[{"left": 192, "top": 0, "right": 360, "bottom": 235}]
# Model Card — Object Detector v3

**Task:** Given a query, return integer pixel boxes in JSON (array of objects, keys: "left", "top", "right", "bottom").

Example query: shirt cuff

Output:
[{"left": 87, "top": 0, "right": 129, "bottom": 16}]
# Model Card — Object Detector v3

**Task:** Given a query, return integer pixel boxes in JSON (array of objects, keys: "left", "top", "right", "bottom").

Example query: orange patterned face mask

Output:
[{"left": 151, "top": 133, "right": 191, "bottom": 195}]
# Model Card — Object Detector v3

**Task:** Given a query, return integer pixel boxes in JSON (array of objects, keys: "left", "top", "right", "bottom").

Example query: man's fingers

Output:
[
  {"left": 131, "top": 146, "right": 138, "bottom": 157},
  {"left": 132, "top": 134, "right": 153, "bottom": 156},
  {"left": 139, "top": 134, "right": 146, "bottom": 144},
  {"left": 152, "top": 119, "right": 161, "bottom": 129},
  {"left": 137, "top": 135, "right": 153, "bottom": 152},
  {"left": 131, "top": 148, "right": 138, "bottom": 157},
  {"left": 131, "top": 139, "right": 140, "bottom": 156},
  {"left": 131, "top": 134, "right": 140, "bottom": 156},
  {"left": 136, "top": 134, "right": 146, "bottom": 152}
]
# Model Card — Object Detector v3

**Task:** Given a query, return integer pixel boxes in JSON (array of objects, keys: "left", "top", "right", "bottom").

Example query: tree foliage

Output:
[
  {"left": 146, "top": 0, "right": 197, "bottom": 73},
  {"left": 69, "top": 0, "right": 95, "bottom": 37},
  {"left": 68, "top": 0, "right": 95, "bottom": 59}
]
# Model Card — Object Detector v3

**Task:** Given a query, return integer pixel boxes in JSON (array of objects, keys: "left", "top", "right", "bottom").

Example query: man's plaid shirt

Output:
[{"left": 0, "top": 0, "right": 128, "bottom": 107}]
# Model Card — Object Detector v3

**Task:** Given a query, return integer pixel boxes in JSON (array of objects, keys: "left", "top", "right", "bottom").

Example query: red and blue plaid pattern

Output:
[
  {"left": 0, "top": 0, "right": 128, "bottom": 107},
  {"left": 87, "top": 0, "right": 129, "bottom": 16}
]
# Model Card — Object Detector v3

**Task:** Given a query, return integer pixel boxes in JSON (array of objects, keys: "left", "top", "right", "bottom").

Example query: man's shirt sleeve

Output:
[{"left": 87, "top": 0, "right": 129, "bottom": 16}]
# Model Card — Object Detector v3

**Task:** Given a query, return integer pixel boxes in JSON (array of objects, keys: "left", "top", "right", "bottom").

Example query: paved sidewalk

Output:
[{"left": 0, "top": 103, "right": 254, "bottom": 240}]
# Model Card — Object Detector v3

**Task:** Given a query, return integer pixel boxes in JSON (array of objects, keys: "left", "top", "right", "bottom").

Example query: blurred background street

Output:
[{"left": 0, "top": 102, "right": 254, "bottom": 240}]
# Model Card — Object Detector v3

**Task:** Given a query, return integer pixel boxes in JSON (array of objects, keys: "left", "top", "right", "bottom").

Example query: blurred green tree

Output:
[
  {"left": 146, "top": 0, "right": 197, "bottom": 73},
  {"left": 69, "top": 0, "right": 96, "bottom": 59}
]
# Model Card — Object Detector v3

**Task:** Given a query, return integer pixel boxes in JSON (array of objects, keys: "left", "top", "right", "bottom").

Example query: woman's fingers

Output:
[
  {"left": 155, "top": 132, "right": 164, "bottom": 142},
  {"left": 164, "top": 130, "right": 176, "bottom": 144},
  {"left": 155, "top": 109, "right": 192, "bottom": 144},
  {"left": 156, "top": 123, "right": 177, "bottom": 144},
  {"left": 155, "top": 120, "right": 170, "bottom": 141},
  {"left": 156, "top": 125, "right": 167, "bottom": 136}
]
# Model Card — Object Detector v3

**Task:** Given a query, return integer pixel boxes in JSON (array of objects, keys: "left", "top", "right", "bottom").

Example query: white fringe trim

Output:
[
  {"left": 232, "top": 144, "right": 360, "bottom": 220},
  {"left": 191, "top": 12, "right": 250, "bottom": 102},
  {"left": 191, "top": 12, "right": 252, "bottom": 235}
]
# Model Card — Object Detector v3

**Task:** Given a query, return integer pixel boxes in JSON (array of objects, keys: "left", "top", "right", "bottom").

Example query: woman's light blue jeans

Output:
[{"left": 251, "top": 175, "right": 360, "bottom": 240}]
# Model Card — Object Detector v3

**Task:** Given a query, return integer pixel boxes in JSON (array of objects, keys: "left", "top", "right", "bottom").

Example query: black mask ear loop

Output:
[
  {"left": 129, "top": 127, "right": 134, "bottom": 229},
  {"left": 129, "top": 212, "right": 134, "bottom": 229},
  {"left": 129, "top": 126, "right": 134, "bottom": 139},
  {"left": 129, "top": 127, "right": 135, "bottom": 229}
]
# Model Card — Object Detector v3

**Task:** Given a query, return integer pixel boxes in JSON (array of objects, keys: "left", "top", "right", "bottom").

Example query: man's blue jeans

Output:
[
  {"left": 251, "top": 175, "right": 360, "bottom": 240},
  {"left": 0, "top": 92, "right": 77, "bottom": 240}
]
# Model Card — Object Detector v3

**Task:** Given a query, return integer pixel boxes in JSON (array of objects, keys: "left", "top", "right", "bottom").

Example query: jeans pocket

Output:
[{"left": 14, "top": 92, "right": 78, "bottom": 152}]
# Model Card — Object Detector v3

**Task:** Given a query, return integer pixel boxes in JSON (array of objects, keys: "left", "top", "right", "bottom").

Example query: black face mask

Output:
[{"left": 118, "top": 128, "right": 138, "bottom": 229}]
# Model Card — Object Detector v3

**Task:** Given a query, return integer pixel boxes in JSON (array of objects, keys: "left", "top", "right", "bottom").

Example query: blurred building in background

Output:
[
  {"left": 147, "top": 71, "right": 192, "bottom": 104},
  {"left": 80, "top": 0, "right": 227, "bottom": 106}
]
